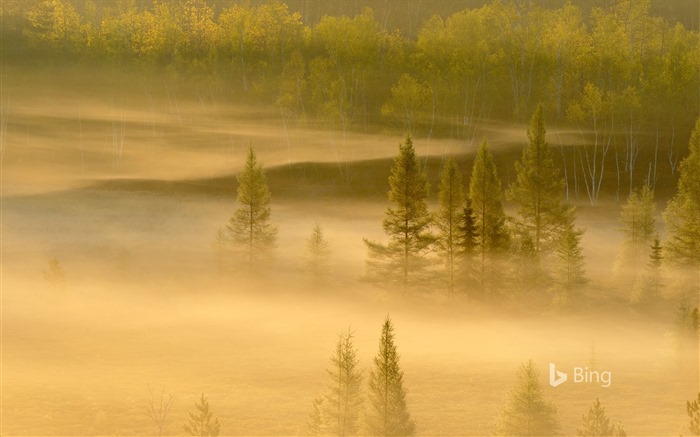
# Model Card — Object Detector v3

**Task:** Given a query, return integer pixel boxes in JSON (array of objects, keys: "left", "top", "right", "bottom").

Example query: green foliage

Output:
[
  {"left": 576, "top": 398, "right": 613, "bottom": 436},
  {"left": 364, "top": 136, "right": 434, "bottom": 291},
  {"left": 664, "top": 118, "right": 700, "bottom": 272},
  {"left": 469, "top": 141, "right": 509, "bottom": 297},
  {"left": 688, "top": 392, "right": 700, "bottom": 436},
  {"left": 381, "top": 74, "right": 431, "bottom": 133},
  {"left": 494, "top": 359, "right": 560, "bottom": 436},
  {"left": 508, "top": 105, "right": 570, "bottom": 259},
  {"left": 225, "top": 146, "right": 277, "bottom": 271},
  {"left": 184, "top": 394, "right": 220, "bottom": 437},
  {"left": 436, "top": 158, "right": 466, "bottom": 299},
  {"left": 365, "top": 316, "right": 415, "bottom": 437},
  {"left": 25, "top": 0, "right": 85, "bottom": 52}
]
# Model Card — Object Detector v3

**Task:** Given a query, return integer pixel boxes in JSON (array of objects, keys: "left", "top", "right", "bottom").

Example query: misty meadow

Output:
[{"left": 1, "top": 0, "right": 699, "bottom": 436}]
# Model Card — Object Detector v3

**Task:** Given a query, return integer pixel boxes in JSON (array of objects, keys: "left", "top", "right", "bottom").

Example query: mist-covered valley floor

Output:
[{"left": 2, "top": 71, "right": 699, "bottom": 436}]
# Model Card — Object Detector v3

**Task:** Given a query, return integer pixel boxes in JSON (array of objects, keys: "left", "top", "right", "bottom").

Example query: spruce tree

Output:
[
  {"left": 617, "top": 184, "right": 656, "bottom": 280},
  {"left": 458, "top": 197, "right": 479, "bottom": 296},
  {"left": 552, "top": 221, "right": 588, "bottom": 300},
  {"left": 365, "top": 316, "right": 415, "bottom": 437},
  {"left": 308, "top": 397, "right": 326, "bottom": 436},
  {"left": 468, "top": 141, "right": 509, "bottom": 298},
  {"left": 494, "top": 360, "right": 560, "bottom": 436},
  {"left": 226, "top": 146, "right": 277, "bottom": 271},
  {"left": 304, "top": 223, "right": 332, "bottom": 283},
  {"left": 688, "top": 392, "right": 700, "bottom": 436},
  {"left": 364, "top": 136, "right": 434, "bottom": 291},
  {"left": 664, "top": 118, "right": 700, "bottom": 292},
  {"left": 507, "top": 105, "right": 570, "bottom": 259},
  {"left": 632, "top": 235, "right": 663, "bottom": 307},
  {"left": 323, "top": 328, "right": 363, "bottom": 437},
  {"left": 436, "top": 158, "right": 466, "bottom": 300},
  {"left": 576, "top": 398, "right": 613, "bottom": 436},
  {"left": 184, "top": 394, "right": 220, "bottom": 437}
]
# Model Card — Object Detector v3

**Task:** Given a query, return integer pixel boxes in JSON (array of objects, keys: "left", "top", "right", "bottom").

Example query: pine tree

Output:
[
  {"left": 510, "top": 237, "right": 545, "bottom": 309},
  {"left": 674, "top": 294, "right": 700, "bottom": 348},
  {"left": 664, "top": 118, "right": 700, "bottom": 292},
  {"left": 308, "top": 397, "right": 326, "bottom": 436},
  {"left": 458, "top": 197, "right": 478, "bottom": 256},
  {"left": 617, "top": 184, "right": 656, "bottom": 280},
  {"left": 469, "top": 141, "right": 509, "bottom": 298},
  {"left": 552, "top": 220, "right": 588, "bottom": 300},
  {"left": 688, "top": 392, "right": 700, "bottom": 436},
  {"left": 304, "top": 223, "right": 332, "bottom": 283},
  {"left": 225, "top": 146, "right": 277, "bottom": 272},
  {"left": 632, "top": 235, "right": 663, "bottom": 307},
  {"left": 458, "top": 197, "right": 479, "bottom": 296},
  {"left": 365, "top": 316, "right": 415, "bottom": 437},
  {"left": 436, "top": 158, "right": 466, "bottom": 300},
  {"left": 494, "top": 360, "right": 560, "bottom": 436},
  {"left": 507, "top": 105, "right": 570, "bottom": 260},
  {"left": 364, "top": 136, "right": 434, "bottom": 291},
  {"left": 323, "top": 328, "right": 363, "bottom": 436},
  {"left": 184, "top": 394, "right": 220, "bottom": 437},
  {"left": 576, "top": 398, "right": 613, "bottom": 436}
]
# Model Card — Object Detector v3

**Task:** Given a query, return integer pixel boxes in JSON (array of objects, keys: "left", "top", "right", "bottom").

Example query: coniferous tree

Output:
[
  {"left": 674, "top": 294, "right": 700, "bottom": 348},
  {"left": 665, "top": 118, "right": 700, "bottom": 292},
  {"left": 324, "top": 328, "right": 363, "bottom": 437},
  {"left": 552, "top": 221, "right": 588, "bottom": 301},
  {"left": 436, "top": 158, "right": 466, "bottom": 300},
  {"left": 632, "top": 235, "right": 663, "bottom": 307},
  {"left": 458, "top": 197, "right": 478, "bottom": 256},
  {"left": 507, "top": 105, "right": 571, "bottom": 261},
  {"left": 469, "top": 141, "right": 510, "bottom": 298},
  {"left": 494, "top": 360, "right": 560, "bottom": 436},
  {"left": 616, "top": 184, "right": 656, "bottom": 280},
  {"left": 364, "top": 136, "right": 433, "bottom": 291},
  {"left": 304, "top": 223, "right": 332, "bottom": 283},
  {"left": 184, "top": 394, "right": 220, "bottom": 437},
  {"left": 365, "top": 316, "right": 415, "bottom": 437},
  {"left": 308, "top": 397, "right": 326, "bottom": 436},
  {"left": 225, "top": 146, "right": 277, "bottom": 271},
  {"left": 688, "top": 392, "right": 700, "bottom": 436},
  {"left": 43, "top": 257, "right": 66, "bottom": 290},
  {"left": 576, "top": 398, "right": 613, "bottom": 436},
  {"left": 458, "top": 197, "right": 479, "bottom": 296}
]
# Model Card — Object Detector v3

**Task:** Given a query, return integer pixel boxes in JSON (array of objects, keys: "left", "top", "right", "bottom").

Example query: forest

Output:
[{"left": 1, "top": 0, "right": 699, "bottom": 436}]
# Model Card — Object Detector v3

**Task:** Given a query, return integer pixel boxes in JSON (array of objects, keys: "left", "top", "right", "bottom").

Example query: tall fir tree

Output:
[
  {"left": 576, "top": 398, "right": 613, "bottom": 436},
  {"left": 632, "top": 235, "right": 664, "bottom": 307},
  {"left": 364, "top": 136, "right": 434, "bottom": 291},
  {"left": 468, "top": 141, "right": 510, "bottom": 298},
  {"left": 225, "top": 146, "right": 277, "bottom": 271},
  {"left": 436, "top": 158, "right": 466, "bottom": 300},
  {"left": 365, "top": 316, "right": 415, "bottom": 437},
  {"left": 552, "top": 220, "right": 588, "bottom": 301},
  {"left": 309, "top": 328, "right": 363, "bottom": 436},
  {"left": 688, "top": 392, "right": 700, "bottom": 436},
  {"left": 458, "top": 197, "right": 479, "bottom": 294},
  {"left": 494, "top": 360, "right": 560, "bottom": 436},
  {"left": 184, "top": 394, "right": 220, "bottom": 437},
  {"left": 664, "top": 118, "right": 700, "bottom": 292},
  {"left": 616, "top": 183, "right": 656, "bottom": 280},
  {"left": 304, "top": 223, "right": 332, "bottom": 283},
  {"left": 508, "top": 105, "right": 571, "bottom": 264}
]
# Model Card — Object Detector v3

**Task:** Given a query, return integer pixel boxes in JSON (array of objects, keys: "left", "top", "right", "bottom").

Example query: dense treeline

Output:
[{"left": 3, "top": 0, "right": 699, "bottom": 136}]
